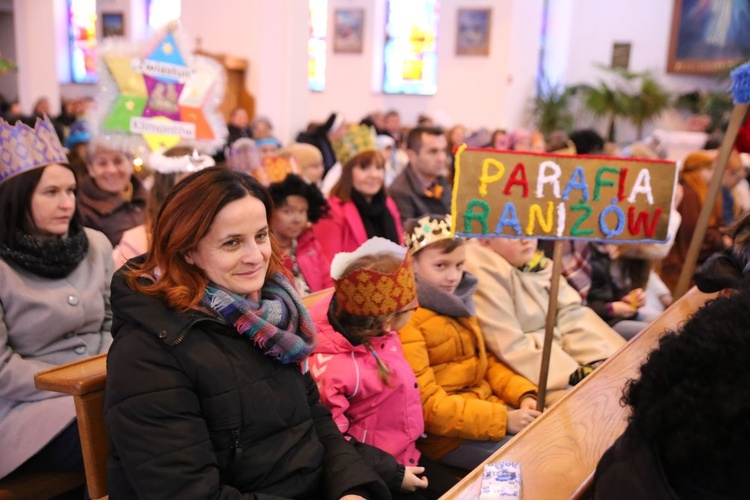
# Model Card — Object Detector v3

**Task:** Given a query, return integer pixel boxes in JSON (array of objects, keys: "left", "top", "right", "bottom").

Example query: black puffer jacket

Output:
[{"left": 104, "top": 268, "right": 390, "bottom": 499}]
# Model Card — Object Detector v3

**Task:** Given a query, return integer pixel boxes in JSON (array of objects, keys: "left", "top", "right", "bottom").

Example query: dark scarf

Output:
[
  {"left": 201, "top": 272, "right": 316, "bottom": 364},
  {"left": 351, "top": 190, "right": 399, "bottom": 244},
  {"left": 415, "top": 272, "right": 478, "bottom": 317},
  {"left": 0, "top": 222, "right": 88, "bottom": 278}
]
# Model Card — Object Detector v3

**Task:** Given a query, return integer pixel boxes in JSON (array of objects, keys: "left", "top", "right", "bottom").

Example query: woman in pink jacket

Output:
[{"left": 313, "top": 125, "right": 403, "bottom": 262}]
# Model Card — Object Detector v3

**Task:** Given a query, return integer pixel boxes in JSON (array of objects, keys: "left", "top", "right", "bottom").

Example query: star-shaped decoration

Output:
[{"left": 93, "top": 25, "right": 227, "bottom": 153}]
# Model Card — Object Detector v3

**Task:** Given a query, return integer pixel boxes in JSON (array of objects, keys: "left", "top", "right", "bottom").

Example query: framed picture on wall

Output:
[
  {"left": 101, "top": 12, "right": 125, "bottom": 38},
  {"left": 456, "top": 8, "right": 491, "bottom": 56},
  {"left": 333, "top": 9, "right": 364, "bottom": 54},
  {"left": 667, "top": 0, "right": 750, "bottom": 74}
]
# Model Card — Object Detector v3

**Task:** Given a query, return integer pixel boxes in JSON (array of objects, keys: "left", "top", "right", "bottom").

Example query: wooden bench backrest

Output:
[
  {"left": 25, "top": 289, "right": 333, "bottom": 500},
  {"left": 34, "top": 354, "right": 108, "bottom": 500},
  {"left": 439, "top": 288, "right": 716, "bottom": 499}
]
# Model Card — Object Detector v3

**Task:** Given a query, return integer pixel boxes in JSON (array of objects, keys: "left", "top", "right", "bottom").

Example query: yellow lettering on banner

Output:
[
  {"left": 526, "top": 202, "right": 554, "bottom": 235},
  {"left": 479, "top": 158, "right": 505, "bottom": 197}
]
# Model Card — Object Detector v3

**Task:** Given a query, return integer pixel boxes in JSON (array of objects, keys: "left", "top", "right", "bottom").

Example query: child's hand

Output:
[
  {"left": 519, "top": 396, "right": 537, "bottom": 410},
  {"left": 507, "top": 408, "right": 541, "bottom": 434},
  {"left": 611, "top": 301, "right": 638, "bottom": 318},
  {"left": 622, "top": 288, "right": 646, "bottom": 309},
  {"left": 401, "top": 466, "right": 429, "bottom": 491}
]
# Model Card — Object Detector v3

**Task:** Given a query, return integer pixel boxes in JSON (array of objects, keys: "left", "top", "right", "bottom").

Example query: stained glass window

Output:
[
  {"left": 308, "top": 0, "right": 328, "bottom": 92},
  {"left": 69, "top": 0, "right": 97, "bottom": 84},
  {"left": 383, "top": 0, "right": 439, "bottom": 95},
  {"left": 148, "top": 0, "right": 182, "bottom": 31}
]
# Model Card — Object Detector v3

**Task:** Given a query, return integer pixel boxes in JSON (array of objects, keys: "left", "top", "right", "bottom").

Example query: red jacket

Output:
[
  {"left": 282, "top": 229, "right": 334, "bottom": 293},
  {"left": 312, "top": 195, "right": 403, "bottom": 262}
]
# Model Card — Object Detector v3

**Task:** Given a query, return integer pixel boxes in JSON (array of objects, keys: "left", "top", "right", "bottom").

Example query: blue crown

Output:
[{"left": 0, "top": 115, "right": 69, "bottom": 184}]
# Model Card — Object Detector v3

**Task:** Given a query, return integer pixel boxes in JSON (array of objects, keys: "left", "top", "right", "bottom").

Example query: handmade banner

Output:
[
  {"left": 88, "top": 22, "right": 227, "bottom": 157},
  {"left": 451, "top": 146, "right": 678, "bottom": 243}
]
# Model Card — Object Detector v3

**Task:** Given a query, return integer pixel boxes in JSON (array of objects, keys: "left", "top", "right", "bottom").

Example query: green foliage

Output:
[
  {"left": 577, "top": 64, "right": 672, "bottom": 141},
  {"left": 533, "top": 79, "right": 574, "bottom": 135},
  {"left": 622, "top": 72, "right": 672, "bottom": 138},
  {"left": 674, "top": 90, "right": 734, "bottom": 132}
]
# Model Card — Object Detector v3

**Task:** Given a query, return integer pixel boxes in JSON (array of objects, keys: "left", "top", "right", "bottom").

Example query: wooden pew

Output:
[
  {"left": 34, "top": 354, "right": 108, "bottom": 500},
  {"left": 23, "top": 289, "right": 333, "bottom": 500},
  {"left": 439, "top": 287, "right": 717, "bottom": 500},
  {"left": 0, "top": 471, "right": 84, "bottom": 499}
]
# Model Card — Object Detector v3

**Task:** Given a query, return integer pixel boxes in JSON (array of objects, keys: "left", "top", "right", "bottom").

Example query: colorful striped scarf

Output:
[{"left": 202, "top": 272, "right": 316, "bottom": 364}]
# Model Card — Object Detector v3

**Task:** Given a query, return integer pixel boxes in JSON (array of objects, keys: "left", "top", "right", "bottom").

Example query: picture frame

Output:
[
  {"left": 456, "top": 8, "right": 492, "bottom": 56},
  {"left": 101, "top": 11, "right": 125, "bottom": 38},
  {"left": 611, "top": 42, "right": 631, "bottom": 70},
  {"left": 333, "top": 8, "right": 364, "bottom": 54},
  {"left": 667, "top": 0, "right": 750, "bottom": 74}
]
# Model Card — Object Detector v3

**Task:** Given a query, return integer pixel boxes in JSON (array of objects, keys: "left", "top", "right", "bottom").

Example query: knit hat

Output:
[
  {"left": 333, "top": 124, "right": 377, "bottom": 167},
  {"left": 682, "top": 151, "right": 714, "bottom": 173},
  {"left": 65, "top": 120, "right": 92, "bottom": 149},
  {"left": 281, "top": 143, "right": 323, "bottom": 170},
  {"left": 331, "top": 237, "right": 417, "bottom": 316}
]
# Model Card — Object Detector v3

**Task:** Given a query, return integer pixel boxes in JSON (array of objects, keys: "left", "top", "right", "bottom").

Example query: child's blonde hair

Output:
[{"left": 334, "top": 252, "right": 408, "bottom": 384}]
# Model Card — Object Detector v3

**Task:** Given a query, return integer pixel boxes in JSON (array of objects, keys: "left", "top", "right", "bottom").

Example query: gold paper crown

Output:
[
  {"left": 331, "top": 237, "right": 417, "bottom": 316},
  {"left": 332, "top": 124, "right": 377, "bottom": 167},
  {"left": 404, "top": 214, "right": 456, "bottom": 254},
  {"left": 0, "top": 116, "right": 68, "bottom": 184}
]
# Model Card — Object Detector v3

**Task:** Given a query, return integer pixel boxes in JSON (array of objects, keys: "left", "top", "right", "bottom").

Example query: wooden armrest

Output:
[
  {"left": 301, "top": 288, "right": 334, "bottom": 310},
  {"left": 34, "top": 353, "right": 107, "bottom": 396}
]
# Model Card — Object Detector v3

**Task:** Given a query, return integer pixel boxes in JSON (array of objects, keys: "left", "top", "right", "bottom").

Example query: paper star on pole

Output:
[{"left": 90, "top": 23, "right": 228, "bottom": 156}]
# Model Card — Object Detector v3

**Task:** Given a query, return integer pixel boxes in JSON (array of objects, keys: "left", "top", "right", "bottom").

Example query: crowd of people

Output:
[{"left": 1, "top": 95, "right": 749, "bottom": 499}]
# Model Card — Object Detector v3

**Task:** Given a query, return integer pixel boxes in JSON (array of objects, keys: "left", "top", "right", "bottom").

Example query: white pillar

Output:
[
  {"left": 504, "top": 0, "right": 545, "bottom": 129},
  {"left": 254, "top": 0, "right": 309, "bottom": 143},
  {"left": 13, "top": 0, "right": 62, "bottom": 115}
]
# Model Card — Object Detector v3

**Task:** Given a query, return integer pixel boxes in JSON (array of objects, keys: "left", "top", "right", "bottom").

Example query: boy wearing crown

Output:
[{"left": 398, "top": 214, "right": 540, "bottom": 471}]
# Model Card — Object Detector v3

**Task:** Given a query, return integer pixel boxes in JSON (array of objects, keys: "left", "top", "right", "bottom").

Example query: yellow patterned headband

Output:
[{"left": 331, "top": 237, "right": 417, "bottom": 316}]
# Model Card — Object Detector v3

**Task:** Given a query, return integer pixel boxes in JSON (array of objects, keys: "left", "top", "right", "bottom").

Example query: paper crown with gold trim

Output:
[
  {"left": 332, "top": 124, "right": 377, "bottom": 167},
  {"left": 331, "top": 237, "right": 417, "bottom": 316},
  {"left": 404, "top": 214, "right": 457, "bottom": 254},
  {"left": 0, "top": 116, "right": 68, "bottom": 184}
]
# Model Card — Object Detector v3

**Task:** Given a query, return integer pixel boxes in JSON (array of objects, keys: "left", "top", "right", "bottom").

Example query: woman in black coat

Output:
[{"left": 104, "top": 167, "right": 389, "bottom": 499}]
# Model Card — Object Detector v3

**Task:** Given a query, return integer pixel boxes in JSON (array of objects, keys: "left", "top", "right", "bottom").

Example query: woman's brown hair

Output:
[
  {"left": 329, "top": 150, "right": 385, "bottom": 202},
  {"left": 126, "top": 167, "right": 285, "bottom": 311}
]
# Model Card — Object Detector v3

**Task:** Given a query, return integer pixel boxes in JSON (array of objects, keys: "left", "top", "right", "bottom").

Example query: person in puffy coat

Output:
[
  {"left": 308, "top": 237, "right": 456, "bottom": 499},
  {"left": 398, "top": 215, "right": 539, "bottom": 471},
  {"left": 104, "top": 167, "right": 389, "bottom": 499}
]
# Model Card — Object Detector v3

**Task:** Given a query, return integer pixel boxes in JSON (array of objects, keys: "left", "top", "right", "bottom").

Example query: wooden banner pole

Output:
[
  {"left": 536, "top": 239, "right": 564, "bottom": 411},
  {"left": 674, "top": 103, "right": 749, "bottom": 299}
]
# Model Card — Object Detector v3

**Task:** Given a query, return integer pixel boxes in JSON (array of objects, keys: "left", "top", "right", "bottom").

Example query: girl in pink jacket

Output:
[{"left": 308, "top": 238, "right": 454, "bottom": 498}]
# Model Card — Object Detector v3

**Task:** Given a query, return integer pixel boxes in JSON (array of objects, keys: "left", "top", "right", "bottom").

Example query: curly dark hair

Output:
[
  {"left": 268, "top": 174, "right": 329, "bottom": 223},
  {"left": 622, "top": 288, "right": 750, "bottom": 490}
]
